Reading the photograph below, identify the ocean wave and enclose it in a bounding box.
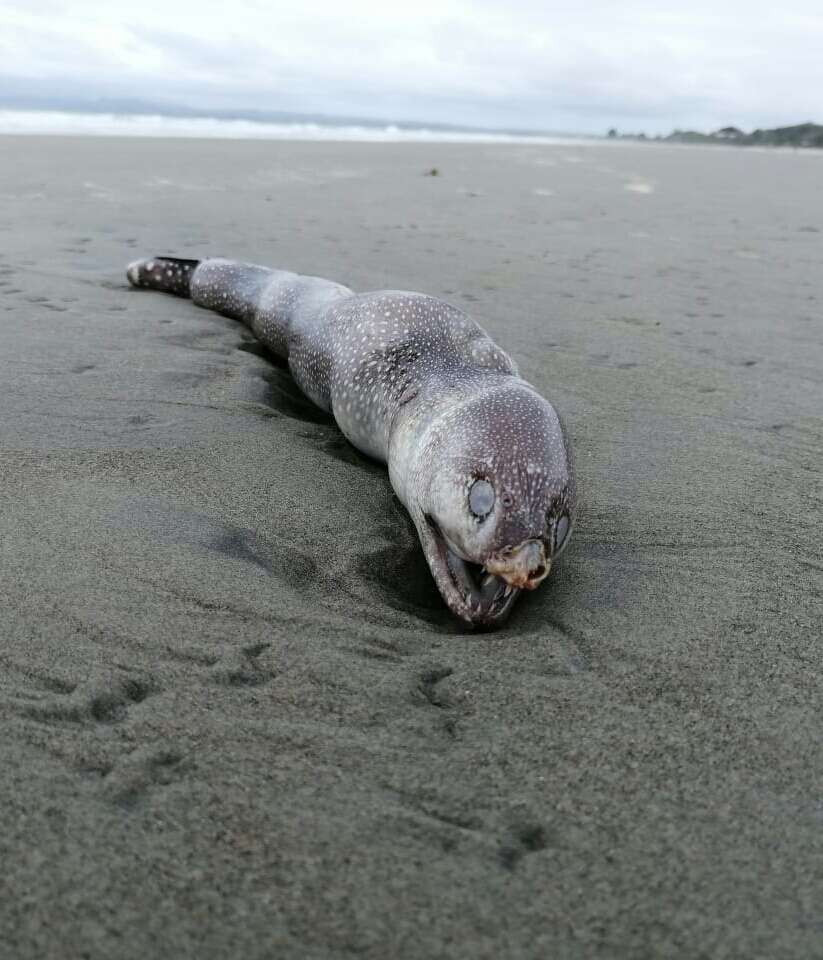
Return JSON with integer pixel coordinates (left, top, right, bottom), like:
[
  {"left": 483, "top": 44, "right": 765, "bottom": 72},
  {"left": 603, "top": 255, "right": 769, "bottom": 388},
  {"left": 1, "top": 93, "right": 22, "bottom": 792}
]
[{"left": 0, "top": 109, "right": 595, "bottom": 145}]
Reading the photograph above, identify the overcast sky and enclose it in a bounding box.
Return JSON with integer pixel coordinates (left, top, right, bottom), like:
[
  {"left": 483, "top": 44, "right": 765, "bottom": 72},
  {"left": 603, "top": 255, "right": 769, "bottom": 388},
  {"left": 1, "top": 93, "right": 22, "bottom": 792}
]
[{"left": 1, "top": 1, "right": 822, "bottom": 133}]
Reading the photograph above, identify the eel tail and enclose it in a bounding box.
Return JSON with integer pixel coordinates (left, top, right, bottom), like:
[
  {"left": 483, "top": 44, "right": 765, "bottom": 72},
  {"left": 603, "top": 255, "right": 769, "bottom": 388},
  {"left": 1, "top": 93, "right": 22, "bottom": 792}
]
[{"left": 126, "top": 256, "right": 200, "bottom": 298}]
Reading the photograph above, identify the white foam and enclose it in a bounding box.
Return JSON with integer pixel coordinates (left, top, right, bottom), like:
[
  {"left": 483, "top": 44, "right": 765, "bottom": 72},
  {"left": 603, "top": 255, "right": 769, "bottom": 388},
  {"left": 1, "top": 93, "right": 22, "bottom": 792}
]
[
  {"left": 0, "top": 109, "right": 599, "bottom": 146},
  {"left": 624, "top": 180, "right": 655, "bottom": 194}
]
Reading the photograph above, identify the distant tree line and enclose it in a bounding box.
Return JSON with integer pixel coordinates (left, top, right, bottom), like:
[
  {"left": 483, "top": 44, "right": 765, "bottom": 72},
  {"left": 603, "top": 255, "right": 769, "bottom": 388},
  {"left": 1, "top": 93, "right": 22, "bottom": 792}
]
[{"left": 607, "top": 123, "right": 823, "bottom": 148}]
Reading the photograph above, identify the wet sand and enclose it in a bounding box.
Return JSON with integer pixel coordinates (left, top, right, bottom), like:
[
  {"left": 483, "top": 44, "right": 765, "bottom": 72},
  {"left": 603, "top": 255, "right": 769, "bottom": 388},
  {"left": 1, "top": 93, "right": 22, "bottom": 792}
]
[{"left": 1, "top": 135, "right": 821, "bottom": 958}]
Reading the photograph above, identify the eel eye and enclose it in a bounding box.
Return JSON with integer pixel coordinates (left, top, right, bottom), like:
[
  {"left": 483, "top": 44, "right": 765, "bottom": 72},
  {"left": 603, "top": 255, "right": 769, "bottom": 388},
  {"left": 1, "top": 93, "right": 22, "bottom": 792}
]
[
  {"left": 468, "top": 478, "right": 495, "bottom": 519},
  {"left": 553, "top": 514, "right": 570, "bottom": 553}
]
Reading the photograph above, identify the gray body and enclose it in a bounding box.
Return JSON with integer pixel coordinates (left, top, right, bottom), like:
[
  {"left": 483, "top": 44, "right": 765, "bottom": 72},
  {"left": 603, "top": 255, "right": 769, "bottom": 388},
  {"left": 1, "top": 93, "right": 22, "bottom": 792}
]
[{"left": 128, "top": 256, "right": 576, "bottom": 626}]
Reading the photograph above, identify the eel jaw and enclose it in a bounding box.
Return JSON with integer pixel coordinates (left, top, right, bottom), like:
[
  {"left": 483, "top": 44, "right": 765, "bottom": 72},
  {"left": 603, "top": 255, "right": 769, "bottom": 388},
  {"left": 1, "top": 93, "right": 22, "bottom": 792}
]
[
  {"left": 485, "top": 539, "right": 550, "bottom": 590},
  {"left": 418, "top": 515, "right": 522, "bottom": 627}
]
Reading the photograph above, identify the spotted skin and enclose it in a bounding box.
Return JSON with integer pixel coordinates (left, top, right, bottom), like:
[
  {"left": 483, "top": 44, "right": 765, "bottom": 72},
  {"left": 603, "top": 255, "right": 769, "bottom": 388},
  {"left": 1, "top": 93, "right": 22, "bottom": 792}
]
[{"left": 127, "top": 256, "right": 576, "bottom": 626}]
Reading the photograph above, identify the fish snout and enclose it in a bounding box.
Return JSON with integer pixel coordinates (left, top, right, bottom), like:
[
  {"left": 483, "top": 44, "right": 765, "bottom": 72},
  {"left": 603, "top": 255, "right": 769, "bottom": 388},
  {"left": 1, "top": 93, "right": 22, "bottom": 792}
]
[{"left": 485, "top": 539, "right": 550, "bottom": 591}]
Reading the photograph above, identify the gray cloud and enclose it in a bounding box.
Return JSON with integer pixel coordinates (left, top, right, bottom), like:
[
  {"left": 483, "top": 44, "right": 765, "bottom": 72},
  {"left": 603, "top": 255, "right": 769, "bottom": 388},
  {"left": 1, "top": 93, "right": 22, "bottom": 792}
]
[{"left": 1, "top": 1, "right": 822, "bottom": 133}]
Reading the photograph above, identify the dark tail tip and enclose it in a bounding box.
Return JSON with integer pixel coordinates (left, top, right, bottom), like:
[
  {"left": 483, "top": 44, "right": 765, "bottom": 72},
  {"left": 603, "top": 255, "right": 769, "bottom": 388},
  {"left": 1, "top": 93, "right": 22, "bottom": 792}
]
[{"left": 126, "top": 256, "right": 200, "bottom": 297}]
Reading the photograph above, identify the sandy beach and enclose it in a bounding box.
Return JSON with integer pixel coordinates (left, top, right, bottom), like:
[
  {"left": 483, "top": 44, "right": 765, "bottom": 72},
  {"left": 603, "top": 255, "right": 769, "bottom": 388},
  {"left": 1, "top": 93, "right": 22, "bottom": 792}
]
[{"left": 1, "top": 134, "right": 821, "bottom": 958}]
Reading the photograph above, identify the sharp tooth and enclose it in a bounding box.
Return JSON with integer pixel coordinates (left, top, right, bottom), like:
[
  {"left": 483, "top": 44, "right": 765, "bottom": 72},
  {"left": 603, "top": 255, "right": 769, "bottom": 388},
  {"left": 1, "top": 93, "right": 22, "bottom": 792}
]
[{"left": 504, "top": 585, "right": 513, "bottom": 597}]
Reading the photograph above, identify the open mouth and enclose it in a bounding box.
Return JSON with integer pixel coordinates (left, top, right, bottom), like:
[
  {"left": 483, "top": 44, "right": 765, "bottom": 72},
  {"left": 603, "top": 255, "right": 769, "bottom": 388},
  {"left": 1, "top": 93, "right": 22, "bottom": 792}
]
[{"left": 424, "top": 516, "right": 520, "bottom": 625}]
